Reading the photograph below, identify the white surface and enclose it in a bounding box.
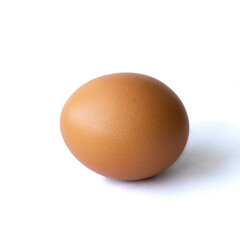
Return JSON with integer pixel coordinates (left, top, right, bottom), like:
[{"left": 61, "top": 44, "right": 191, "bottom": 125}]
[{"left": 0, "top": 1, "right": 240, "bottom": 239}]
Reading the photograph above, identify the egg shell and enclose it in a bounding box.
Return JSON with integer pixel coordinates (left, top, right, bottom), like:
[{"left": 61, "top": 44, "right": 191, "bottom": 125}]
[{"left": 60, "top": 73, "right": 189, "bottom": 180}]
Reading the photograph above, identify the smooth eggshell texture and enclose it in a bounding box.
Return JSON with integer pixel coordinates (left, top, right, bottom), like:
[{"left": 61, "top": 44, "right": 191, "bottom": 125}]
[{"left": 60, "top": 73, "right": 189, "bottom": 180}]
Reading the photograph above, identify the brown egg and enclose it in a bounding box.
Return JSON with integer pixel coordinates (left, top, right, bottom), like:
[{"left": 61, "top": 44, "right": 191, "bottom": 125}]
[{"left": 60, "top": 73, "right": 189, "bottom": 180}]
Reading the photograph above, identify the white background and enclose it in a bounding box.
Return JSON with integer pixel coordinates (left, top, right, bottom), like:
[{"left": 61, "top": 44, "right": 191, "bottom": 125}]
[{"left": 0, "top": 0, "right": 240, "bottom": 239}]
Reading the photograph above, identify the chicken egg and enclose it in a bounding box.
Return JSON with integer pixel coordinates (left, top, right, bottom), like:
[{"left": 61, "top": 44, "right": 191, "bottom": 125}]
[{"left": 60, "top": 73, "right": 189, "bottom": 180}]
